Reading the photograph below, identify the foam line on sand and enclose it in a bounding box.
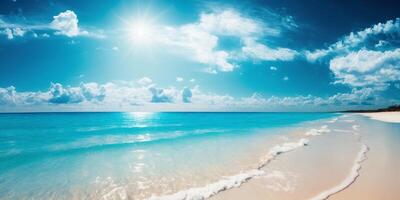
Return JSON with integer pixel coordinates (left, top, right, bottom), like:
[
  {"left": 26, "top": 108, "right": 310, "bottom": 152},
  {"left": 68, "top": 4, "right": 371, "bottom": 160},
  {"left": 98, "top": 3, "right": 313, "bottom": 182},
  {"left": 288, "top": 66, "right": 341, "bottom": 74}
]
[
  {"left": 309, "top": 144, "right": 369, "bottom": 200},
  {"left": 149, "top": 138, "right": 310, "bottom": 200}
]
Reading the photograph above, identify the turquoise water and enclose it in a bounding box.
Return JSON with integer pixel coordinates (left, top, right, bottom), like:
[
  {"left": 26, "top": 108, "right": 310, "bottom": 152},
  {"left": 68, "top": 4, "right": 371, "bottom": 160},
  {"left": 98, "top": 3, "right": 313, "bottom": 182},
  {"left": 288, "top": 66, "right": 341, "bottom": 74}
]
[{"left": 0, "top": 112, "right": 336, "bottom": 199}]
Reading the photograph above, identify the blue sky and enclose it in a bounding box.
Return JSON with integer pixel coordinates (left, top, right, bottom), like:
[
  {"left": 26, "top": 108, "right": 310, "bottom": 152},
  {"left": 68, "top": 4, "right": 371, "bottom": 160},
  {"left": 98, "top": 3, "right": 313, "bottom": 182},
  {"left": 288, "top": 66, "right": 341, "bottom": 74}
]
[{"left": 0, "top": 0, "right": 399, "bottom": 112}]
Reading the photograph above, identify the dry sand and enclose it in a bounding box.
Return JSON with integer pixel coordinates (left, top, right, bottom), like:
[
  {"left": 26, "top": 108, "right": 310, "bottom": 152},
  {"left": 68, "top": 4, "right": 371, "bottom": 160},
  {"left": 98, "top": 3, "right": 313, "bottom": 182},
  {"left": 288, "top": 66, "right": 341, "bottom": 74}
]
[{"left": 359, "top": 111, "right": 400, "bottom": 123}]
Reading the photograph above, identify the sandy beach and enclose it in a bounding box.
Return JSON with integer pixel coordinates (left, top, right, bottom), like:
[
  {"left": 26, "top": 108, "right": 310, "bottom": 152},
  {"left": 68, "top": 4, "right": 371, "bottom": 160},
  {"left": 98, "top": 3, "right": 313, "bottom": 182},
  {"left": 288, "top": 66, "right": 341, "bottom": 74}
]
[
  {"left": 1, "top": 112, "right": 399, "bottom": 200},
  {"left": 209, "top": 112, "right": 400, "bottom": 200},
  {"left": 331, "top": 112, "right": 400, "bottom": 200},
  {"left": 359, "top": 111, "right": 400, "bottom": 123}
]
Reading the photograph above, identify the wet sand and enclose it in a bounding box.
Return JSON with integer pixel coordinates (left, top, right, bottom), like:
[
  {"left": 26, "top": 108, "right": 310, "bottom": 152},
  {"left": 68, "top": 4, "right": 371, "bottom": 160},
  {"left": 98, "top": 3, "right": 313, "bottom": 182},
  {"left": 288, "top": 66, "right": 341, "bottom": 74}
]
[
  {"left": 331, "top": 114, "right": 400, "bottom": 200},
  {"left": 211, "top": 114, "right": 400, "bottom": 200}
]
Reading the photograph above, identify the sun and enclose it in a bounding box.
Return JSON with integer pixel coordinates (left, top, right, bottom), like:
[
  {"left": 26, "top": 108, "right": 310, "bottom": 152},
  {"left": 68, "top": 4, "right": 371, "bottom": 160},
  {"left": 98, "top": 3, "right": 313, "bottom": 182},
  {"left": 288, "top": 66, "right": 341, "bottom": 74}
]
[{"left": 129, "top": 20, "right": 155, "bottom": 44}]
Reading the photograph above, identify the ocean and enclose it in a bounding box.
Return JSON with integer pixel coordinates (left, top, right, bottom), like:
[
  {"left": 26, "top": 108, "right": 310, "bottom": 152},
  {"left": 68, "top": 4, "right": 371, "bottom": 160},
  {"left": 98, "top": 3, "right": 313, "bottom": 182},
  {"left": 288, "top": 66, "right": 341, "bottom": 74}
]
[{"left": 0, "top": 112, "right": 337, "bottom": 199}]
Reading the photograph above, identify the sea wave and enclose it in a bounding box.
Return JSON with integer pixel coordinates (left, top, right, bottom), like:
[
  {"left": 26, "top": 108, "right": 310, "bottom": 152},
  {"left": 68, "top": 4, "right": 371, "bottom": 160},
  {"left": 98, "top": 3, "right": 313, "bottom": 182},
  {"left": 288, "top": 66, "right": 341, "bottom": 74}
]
[
  {"left": 327, "top": 117, "right": 338, "bottom": 123},
  {"left": 148, "top": 118, "right": 359, "bottom": 200},
  {"left": 0, "top": 128, "right": 229, "bottom": 159},
  {"left": 148, "top": 170, "right": 264, "bottom": 200},
  {"left": 352, "top": 125, "right": 360, "bottom": 131},
  {"left": 76, "top": 123, "right": 183, "bottom": 132},
  {"left": 149, "top": 137, "right": 310, "bottom": 200},
  {"left": 305, "top": 125, "right": 331, "bottom": 136}
]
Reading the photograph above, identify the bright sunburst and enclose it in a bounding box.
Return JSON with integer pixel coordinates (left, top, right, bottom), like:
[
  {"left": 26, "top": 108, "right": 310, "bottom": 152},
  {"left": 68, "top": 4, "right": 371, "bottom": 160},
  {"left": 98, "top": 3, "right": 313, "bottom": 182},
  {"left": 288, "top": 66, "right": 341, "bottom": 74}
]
[{"left": 129, "top": 20, "right": 155, "bottom": 44}]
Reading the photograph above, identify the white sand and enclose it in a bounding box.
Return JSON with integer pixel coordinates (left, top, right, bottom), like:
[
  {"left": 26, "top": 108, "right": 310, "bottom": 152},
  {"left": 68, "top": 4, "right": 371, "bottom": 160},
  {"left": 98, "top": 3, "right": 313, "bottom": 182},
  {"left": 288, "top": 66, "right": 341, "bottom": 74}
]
[
  {"left": 359, "top": 111, "right": 400, "bottom": 123},
  {"left": 211, "top": 114, "right": 400, "bottom": 200}
]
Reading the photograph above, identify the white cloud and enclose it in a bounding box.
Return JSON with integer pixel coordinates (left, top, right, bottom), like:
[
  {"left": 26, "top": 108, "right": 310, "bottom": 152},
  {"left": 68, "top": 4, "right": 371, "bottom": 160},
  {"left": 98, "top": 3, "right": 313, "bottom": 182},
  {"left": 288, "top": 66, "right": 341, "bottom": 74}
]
[
  {"left": 13, "top": 27, "right": 25, "bottom": 37},
  {"left": 198, "top": 9, "right": 264, "bottom": 37},
  {"left": 160, "top": 22, "right": 235, "bottom": 72},
  {"left": 304, "top": 49, "right": 329, "bottom": 62},
  {"left": 4, "top": 28, "right": 13, "bottom": 39},
  {"left": 303, "top": 17, "right": 400, "bottom": 94},
  {"left": 375, "top": 40, "right": 388, "bottom": 48},
  {"left": 330, "top": 49, "right": 400, "bottom": 87},
  {"left": 0, "top": 10, "right": 104, "bottom": 39},
  {"left": 182, "top": 87, "right": 192, "bottom": 103},
  {"left": 137, "top": 77, "right": 153, "bottom": 86},
  {"left": 0, "top": 86, "right": 17, "bottom": 105},
  {"left": 242, "top": 38, "right": 298, "bottom": 61},
  {"left": 0, "top": 27, "right": 26, "bottom": 40},
  {"left": 0, "top": 81, "right": 398, "bottom": 112},
  {"left": 51, "top": 10, "right": 82, "bottom": 37},
  {"left": 176, "top": 77, "right": 183, "bottom": 82},
  {"left": 47, "top": 82, "right": 106, "bottom": 104},
  {"left": 149, "top": 87, "right": 178, "bottom": 103},
  {"left": 158, "top": 9, "right": 297, "bottom": 72},
  {"left": 305, "top": 18, "right": 400, "bottom": 61},
  {"left": 270, "top": 66, "right": 277, "bottom": 71}
]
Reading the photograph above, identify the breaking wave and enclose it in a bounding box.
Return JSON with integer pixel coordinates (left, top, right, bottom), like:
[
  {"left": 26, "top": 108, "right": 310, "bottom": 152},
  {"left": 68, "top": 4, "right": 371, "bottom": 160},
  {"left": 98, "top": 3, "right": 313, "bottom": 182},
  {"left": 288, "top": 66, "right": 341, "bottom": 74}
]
[{"left": 149, "top": 138, "right": 310, "bottom": 200}]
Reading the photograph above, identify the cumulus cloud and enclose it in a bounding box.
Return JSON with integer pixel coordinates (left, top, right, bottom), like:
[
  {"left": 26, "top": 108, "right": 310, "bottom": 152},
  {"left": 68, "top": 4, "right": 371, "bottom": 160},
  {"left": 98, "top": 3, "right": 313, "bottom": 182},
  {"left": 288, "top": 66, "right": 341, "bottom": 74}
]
[
  {"left": 149, "top": 87, "right": 176, "bottom": 103},
  {"left": 160, "top": 21, "right": 235, "bottom": 72},
  {"left": 0, "top": 27, "right": 26, "bottom": 40},
  {"left": 0, "top": 10, "right": 104, "bottom": 40},
  {"left": 198, "top": 9, "right": 264, "bottom": 37},
  {"left": 0, "top": 86, "right": 17, "bottom": 105},
  {"left": 305, "top": 18, "right": 400, "bottom": 62},
  {"left": 137, "top": 77, "right": 153, "bottom": 86},
  {"left": 80, "top": 82, "right": 106, "bottom": 101},
  {"left": 48, "top": 83, "right": 83, "bottom": 103},
  {"left": 330, "top": 49, "right": 400, "bottom": 87},
  {"left": 48, "top": 82, "right": 106, "bottom": 104},
  {"left": 51, "top": 10, "right": 84, "bottom": 37},
  {"left": 176, "top": 77, "right": 183, "bottom": 82},
  {"left": 158, "top": 9, "right": 297, "bottom": 72},
  {"left": 302, "top": 17, "right": 400, "bottom": 94},
  {"left": 182, "top": 87, "right": 192, "bottom": 103},
  {"left": 0, "top": 81, "right": 398, "bottom": 112},
  {"left": 242, "top": 38, "right": 298, "bottom": 61}
]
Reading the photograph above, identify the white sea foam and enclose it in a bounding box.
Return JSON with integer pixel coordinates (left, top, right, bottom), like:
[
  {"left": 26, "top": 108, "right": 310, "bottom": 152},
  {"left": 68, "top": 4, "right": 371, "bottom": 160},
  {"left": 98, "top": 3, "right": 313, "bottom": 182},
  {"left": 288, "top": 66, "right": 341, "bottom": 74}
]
[
  {"left": 262, "top": 170, "right": 298, "bottom": 192},
  {"left": 267, "top": 138, "right": 309, "bottom": 157},
  {"left": 149, "top": 170, "right": 264, "bottom": 200},
  {"left": 352, "top": 125, "right": 360, "bottom": 131},
  {"left": 305, "top": 125, "right": 331, "bottom": 136},
  {"left": 333, "top": 129, "right": 354, "bottom": 133},
  {"left": 309, "top": 144, "right": 369, "bottom": 200},
  {"left": 342, "top": 119, "right": 355, "bottom": 123},
  {"left": 149, "top": 138, "right": 310, "bottom": 200},
  {"left": 102, "top": 186, "right": 128, "bottom": 200},
  {"left": 327, "top": 117, "right": 338, "bottom": 123}
]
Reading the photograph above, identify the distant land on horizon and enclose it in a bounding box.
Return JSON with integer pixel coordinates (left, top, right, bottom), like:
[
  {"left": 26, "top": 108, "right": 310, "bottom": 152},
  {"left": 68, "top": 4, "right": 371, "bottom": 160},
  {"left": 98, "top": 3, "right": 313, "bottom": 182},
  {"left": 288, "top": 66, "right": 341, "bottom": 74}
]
[{"left": 343, "top": 105, "right": 400, "bottom": 113}]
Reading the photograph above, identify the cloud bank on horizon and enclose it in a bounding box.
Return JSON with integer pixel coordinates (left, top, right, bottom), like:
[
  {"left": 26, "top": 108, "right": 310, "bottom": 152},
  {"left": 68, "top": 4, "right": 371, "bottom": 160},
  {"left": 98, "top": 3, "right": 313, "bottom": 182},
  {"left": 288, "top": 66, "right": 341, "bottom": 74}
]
[{"left": 0, "top": 0, "right": 399, "bottom": 112}]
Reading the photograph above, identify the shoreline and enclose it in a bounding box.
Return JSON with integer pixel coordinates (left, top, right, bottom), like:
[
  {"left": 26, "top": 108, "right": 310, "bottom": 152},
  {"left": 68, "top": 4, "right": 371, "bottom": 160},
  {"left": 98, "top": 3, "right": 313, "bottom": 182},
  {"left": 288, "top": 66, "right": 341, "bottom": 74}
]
[
  {"left": 148, "top": 118, "right": 339, "bottom": 200},
  {"left": 151, "top": 116, "right": 357, "bottom": 200},
  {"left": 210, "top": 113, "right": 400, "bottom": 200},
  {"left": 1, "top": 113, "right": 398, "bottom": 199}
]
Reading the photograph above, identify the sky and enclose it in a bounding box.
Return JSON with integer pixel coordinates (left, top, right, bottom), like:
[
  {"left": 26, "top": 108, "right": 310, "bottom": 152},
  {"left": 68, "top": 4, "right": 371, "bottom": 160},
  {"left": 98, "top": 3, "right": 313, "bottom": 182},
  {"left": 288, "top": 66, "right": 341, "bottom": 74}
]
[{"left": 0, "top": 0, "right": 399, "bottom": 112}]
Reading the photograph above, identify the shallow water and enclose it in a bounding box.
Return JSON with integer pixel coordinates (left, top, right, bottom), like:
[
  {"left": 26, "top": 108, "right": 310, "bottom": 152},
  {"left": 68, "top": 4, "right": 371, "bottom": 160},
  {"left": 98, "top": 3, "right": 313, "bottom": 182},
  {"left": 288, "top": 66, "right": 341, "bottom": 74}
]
[{"left": 0, "top": 112, "right": 336, "bottom": 199}]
